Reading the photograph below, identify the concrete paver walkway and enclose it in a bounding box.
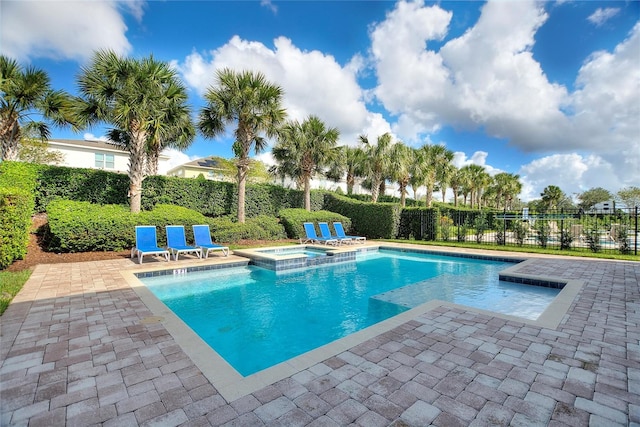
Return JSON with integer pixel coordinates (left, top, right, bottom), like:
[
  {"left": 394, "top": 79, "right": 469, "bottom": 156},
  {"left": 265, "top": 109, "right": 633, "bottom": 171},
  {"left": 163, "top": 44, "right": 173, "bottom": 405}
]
[{"left": 1, "top": 248, "right": 639, "bottom": 426}]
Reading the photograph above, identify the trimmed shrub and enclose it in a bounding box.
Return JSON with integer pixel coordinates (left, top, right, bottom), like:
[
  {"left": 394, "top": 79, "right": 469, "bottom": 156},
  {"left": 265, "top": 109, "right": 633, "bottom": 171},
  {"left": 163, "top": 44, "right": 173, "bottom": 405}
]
[
  {"left": 323, "top": 193, "right": 401, "bottom": 239},
  {"left": 279, "top": 208, "right": 351, "bottom": 240},
  {"left": 45, "top": 201, "right": 209, "bottom": 252},
  {"left": 45, "top": 200, "right": 288, "bottom": 251},
  {"left": 0, "top": 189, "right": 34, "bottom": 269},
  {"left": 46, "top": 201, "right": 136, "bottom": 252},
  {"left": 209, "top": 215, "right": 287, "bottom": 243},
  {"left": 142, "top": 175, "right": 233, "bottom": 216},
  {"left": 0, "top": 161, "right": 40, "bottom": 191},
  {"left": 0, "top": 162, "right": 38, "bottom": 269},
  {"left": 35, "top": 165, "right": 129, "bottom": 211}
]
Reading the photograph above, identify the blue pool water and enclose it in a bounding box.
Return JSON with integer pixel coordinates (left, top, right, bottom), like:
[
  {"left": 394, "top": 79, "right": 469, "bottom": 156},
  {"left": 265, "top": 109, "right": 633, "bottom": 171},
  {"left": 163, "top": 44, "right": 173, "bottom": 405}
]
[{"left": 140, "top": 249, "right": 560, "bottom": 376}]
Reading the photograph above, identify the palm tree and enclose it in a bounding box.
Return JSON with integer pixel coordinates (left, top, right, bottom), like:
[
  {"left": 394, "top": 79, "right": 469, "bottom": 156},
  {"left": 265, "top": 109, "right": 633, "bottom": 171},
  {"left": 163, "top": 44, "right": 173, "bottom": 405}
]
[
  {"left": 540, "top": 185, "right": 565, "bottom": 211},
  {"left": 198, "top": 68, "right": 285, "bottom": 223},
  {"left": 437, "top": 162, "right": 456, "bottom": 203},
  {"left": 416, "top": 144, "right": 454, "bottom": 207},
  {"left": 273, "top": 116, "right": 339, "bottom": 210},
  {"left": 460, "top": 164, "right": 489, "bottom": 208},
  {"left": 107, "top": 106, "right": 195, "bottom": 177},
  {"left": 359, "top": 133, "right": 393, "bottom": 203},
  {"left": 492, "top": 172, "right": 522, "bottom": 210},
  {"left": 448, "top": 166, "right": 464, "bottom": 207},
  {"left": 74, "top": 50, "right": 194, "bottom": 213},
  {"left": 388, "top": 142, "right": 413, "bottom": 207},
  {"left": 339, "top": 146, "right": 367, "bottom": 195},
  {"left": 1, "top": 55, "right": 72, "bottom": 161}
]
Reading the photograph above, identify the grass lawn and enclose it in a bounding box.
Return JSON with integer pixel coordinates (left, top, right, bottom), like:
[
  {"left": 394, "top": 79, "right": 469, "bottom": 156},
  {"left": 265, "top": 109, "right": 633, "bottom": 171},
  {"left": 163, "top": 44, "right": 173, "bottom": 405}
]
[
  {"left": 0, "top": 270, "right": 32, "bottom": 316},
  {"left": 387, "top": 239, "right": 639, "bottom": 261}
]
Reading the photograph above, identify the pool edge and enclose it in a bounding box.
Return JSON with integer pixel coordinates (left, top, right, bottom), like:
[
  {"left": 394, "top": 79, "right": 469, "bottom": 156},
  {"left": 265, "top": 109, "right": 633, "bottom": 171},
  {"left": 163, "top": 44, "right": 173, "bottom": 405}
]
[{"left": 121, "top": 245, "right": 584, "bottom": 403}]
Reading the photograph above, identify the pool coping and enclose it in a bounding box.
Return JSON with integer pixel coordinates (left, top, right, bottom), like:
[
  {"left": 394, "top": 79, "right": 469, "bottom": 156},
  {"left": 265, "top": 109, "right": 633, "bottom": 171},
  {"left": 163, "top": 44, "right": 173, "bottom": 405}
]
[{"left": 122, "top": 243, "right": 584, "bottom": 402}]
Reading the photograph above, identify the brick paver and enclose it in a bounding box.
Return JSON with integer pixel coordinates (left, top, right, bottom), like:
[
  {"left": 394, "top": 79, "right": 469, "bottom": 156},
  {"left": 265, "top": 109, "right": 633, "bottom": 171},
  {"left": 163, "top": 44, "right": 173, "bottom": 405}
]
[{"left": 1, "top": 250, "right": 638, "bottom": 426}]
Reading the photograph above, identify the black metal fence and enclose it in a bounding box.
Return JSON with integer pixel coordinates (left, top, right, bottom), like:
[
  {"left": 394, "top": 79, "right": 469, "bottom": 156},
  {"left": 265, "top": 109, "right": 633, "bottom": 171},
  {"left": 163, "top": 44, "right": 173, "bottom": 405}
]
[{"left": 400, "top": 207, "right": 639, "bottom": 256}]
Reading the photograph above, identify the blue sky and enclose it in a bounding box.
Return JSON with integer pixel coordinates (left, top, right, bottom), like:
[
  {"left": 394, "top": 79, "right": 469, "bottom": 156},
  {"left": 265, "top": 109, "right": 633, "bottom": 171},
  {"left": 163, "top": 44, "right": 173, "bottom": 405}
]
[{"left": 2, "top": 0, "right": 639, "bottom": 201}]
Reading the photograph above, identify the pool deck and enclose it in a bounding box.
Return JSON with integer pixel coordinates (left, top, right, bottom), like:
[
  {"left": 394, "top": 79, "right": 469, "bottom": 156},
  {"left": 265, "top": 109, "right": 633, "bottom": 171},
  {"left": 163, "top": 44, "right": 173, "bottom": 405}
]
[{"left": 1, "top": 243, "right": 639, "bottom": 426}]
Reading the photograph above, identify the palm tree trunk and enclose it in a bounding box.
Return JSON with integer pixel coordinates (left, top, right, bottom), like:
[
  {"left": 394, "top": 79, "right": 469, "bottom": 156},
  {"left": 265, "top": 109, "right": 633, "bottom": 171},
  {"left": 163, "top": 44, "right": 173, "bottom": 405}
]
[
  {"left": 371, "top": 175, "right": 380, "bottom": 203},
  {"left": 128, "top": 130, "right": 147, "bottom": 214},
  {"left": 346, "top": 173, "right": 354, "bottom": 195},
  {"left": 0, "top": 120, "right": 20, "bottom": 161},
  {"left": 399, "top": 183, "right": 406, "bottom": 207},
  {"left": 237, "top": 159, "right": 249, "bottom": 223},
  {"left": 146, "top": 150, "right": 159, "bottom": 176},
  {"left": 304, "top": 174, "right": 311, "bottom": 211},
  {"left": 425, "top": 183, "right": 434, "bottom": 207}
]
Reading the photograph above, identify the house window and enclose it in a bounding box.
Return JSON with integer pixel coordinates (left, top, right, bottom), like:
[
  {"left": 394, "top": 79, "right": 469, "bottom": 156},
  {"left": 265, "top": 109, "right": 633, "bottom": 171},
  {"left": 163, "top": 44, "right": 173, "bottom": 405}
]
[{"left": 95, "top": 153, "right": 115, "bottom": 169}]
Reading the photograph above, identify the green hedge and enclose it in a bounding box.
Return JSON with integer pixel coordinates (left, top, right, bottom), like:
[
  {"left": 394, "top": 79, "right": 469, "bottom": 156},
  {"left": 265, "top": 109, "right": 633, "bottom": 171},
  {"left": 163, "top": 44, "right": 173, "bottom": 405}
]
[
  {"left": 209, "top": 215, "right": 287, "bottom": 243},
  {"left": 25, "top": 164, "right": 314, "bottom": 217},
  {"left": 346, "top": 193, "right": 421, "bottom": 207},
  {"left": 45, "top": 200, "right": 287, "bottom": 252},
  {"left": 0, "top": 189, "right": 34, "bottom": 269},
  {"left": 323, "top": 193, "right": 401, "bottom": 239},
  {"left": 0, "top": 162, "right": 38, "bottom": 269},
  {"left": 35, "top": 165, "right": 130, "bottom": 212},
  {"left": 143, "top": 177, "right": 312, "bottom": 218},
  {"left": 46, "top": 202, "right": 208, "bottom": 252},
  {"left": 279, "top": 208, "right": 351, "bottom": 239},
  {"left": 142, "top": 176, "right": 233, "bottom": 216}
]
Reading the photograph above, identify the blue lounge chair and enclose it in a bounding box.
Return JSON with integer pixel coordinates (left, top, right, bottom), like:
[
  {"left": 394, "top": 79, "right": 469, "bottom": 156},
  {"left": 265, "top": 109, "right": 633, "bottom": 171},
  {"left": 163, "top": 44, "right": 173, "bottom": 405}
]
[
  {"left": 193, "top": 224, "right": 229, "bottom": 258},
  {"left": 302, "top": 222, "right": 338, "bottom": 245},
  {"left": 131, "top": 226, "right": 170, "bottom": 264},
  {"left": 166, "top": 225, "right": 202, "bottom": 261},
  {"left": 319, "top": 222, "right": 351, "bottom": 245},
  {"left": 333, "top": 222, "right": 366, "bottom": 244}
]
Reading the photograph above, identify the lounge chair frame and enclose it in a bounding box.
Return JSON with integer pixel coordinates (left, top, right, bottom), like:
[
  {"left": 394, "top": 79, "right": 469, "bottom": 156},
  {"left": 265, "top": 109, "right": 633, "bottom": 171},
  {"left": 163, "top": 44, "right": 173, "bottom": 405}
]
[
  {"left": 131, "top": 225, "right": 170, "bottom": 264},
  {"left": 333, "top": 222, "right": 366, "bottom": 243},
  {"left": 193, "top": 224, "right": 229, "bottom": 258},
  {"left": 302, "top": 222, "right": 338, "bottom": 245},
  {"left": 319, "top": 222, "right": 351, "bottom": 245},
  {"left": 166, "top": 225, "right": 202, "bottom": 261}
]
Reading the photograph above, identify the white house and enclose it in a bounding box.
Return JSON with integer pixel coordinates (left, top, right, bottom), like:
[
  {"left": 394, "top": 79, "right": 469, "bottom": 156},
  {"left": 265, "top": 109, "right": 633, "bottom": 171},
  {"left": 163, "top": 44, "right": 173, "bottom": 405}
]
[
  {"left": 44, "top": 139, "right": 170, "bottom": 173},
  {"left": 166, "top": 156, "right": 230, "bottom": 181}
]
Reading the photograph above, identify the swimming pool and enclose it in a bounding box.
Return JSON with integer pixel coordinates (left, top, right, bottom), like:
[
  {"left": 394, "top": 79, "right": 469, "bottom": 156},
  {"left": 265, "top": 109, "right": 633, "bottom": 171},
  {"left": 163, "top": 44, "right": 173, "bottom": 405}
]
[{"left": 139, "top": 248, "right": 560, "bottom": 376}]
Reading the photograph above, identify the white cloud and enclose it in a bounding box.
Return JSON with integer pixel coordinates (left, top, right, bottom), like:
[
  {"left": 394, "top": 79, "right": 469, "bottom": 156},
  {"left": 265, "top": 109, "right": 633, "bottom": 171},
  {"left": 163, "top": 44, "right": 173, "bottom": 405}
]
[
  {"left": 160, "top": 148, "right": 198, "bottom": 175},
  {"left": 260, "top": 0, "right": 278, "bottom": 15},
  {"left": 452, "top": 151, "right": 502, "bottom": 176},
  {"left": 518, "top": 153, "right": 621, "bottom": 201},
  {"left": 370, "top": 0, "right": 571, "bottom": 147},
  {"left": 83, "top": 133, "right": 110, "bottom": 142},
  {"left": 1, "top": 0, "right": 135, "bottom": 61},
  {"left": 370, "top": 1, "right": 452, "bottom": 140},
  {"left": 587, "top": 7, "right": 620, "bottom": 27},
  {"left": 369, "top": 0, "right": 639, "bottom": 199},
  {"left": 174, "top": 35, "right": 392, "bottom": 148},
  {"left": 568, "top": 22, "right": 640, "bottom": 188}
]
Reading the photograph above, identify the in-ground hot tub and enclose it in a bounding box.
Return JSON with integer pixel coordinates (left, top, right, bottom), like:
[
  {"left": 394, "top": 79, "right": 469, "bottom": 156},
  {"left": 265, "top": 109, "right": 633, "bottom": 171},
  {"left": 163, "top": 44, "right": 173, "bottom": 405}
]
[{"left": 233, "top": 244, "right": 363, "bottom": 271}]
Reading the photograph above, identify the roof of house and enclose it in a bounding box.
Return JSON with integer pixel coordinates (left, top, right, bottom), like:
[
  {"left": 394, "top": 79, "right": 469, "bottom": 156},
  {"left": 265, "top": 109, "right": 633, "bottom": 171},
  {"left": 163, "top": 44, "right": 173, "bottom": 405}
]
[
  {"left": 48, "top": 139, "right": 169, "bottom": 159},
  {"left": 167, "top": 156, "right": 227, "bottom": 174},
  {"left": 48, "top": 138, "right": 127, "bottom": 152}
]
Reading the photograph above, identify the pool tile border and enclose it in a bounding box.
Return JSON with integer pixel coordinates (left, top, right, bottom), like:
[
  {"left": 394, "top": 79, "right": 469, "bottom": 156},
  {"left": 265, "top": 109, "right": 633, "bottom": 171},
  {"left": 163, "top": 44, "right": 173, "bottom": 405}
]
[{"left": 134, "top": 260, "right": 250, "bottom": 278}]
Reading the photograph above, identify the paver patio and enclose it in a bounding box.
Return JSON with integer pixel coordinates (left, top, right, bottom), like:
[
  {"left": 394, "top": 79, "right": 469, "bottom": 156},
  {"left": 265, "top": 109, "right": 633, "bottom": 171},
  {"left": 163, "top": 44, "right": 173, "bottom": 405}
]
[{"left": 1, "top": 246, "right": 638, "bottom": 426}]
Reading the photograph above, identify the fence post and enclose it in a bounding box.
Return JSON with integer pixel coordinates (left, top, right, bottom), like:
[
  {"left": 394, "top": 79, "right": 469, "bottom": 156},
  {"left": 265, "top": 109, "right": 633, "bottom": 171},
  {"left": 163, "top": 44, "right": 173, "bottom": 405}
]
[
  {"left": 502, "top": 208, "right": 507, "bottom": 246},
  {"left": 635, "top": 206, "right": 638, "bottom": 256}
]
